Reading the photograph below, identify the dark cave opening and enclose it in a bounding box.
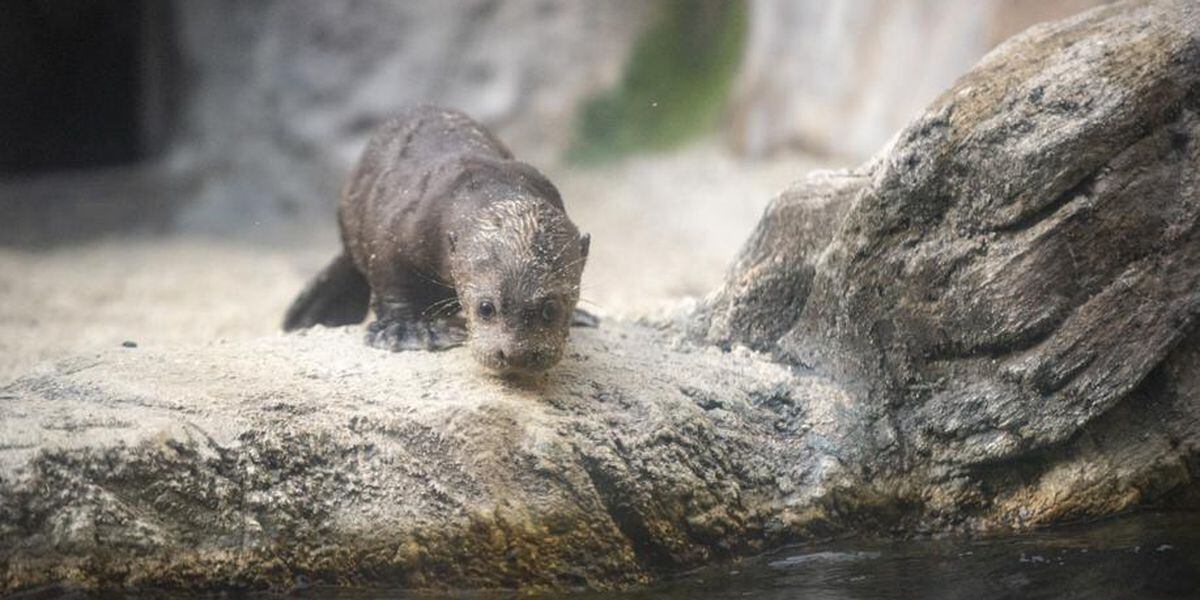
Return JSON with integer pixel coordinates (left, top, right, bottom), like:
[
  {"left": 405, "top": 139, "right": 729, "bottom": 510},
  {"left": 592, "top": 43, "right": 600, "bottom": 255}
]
[{"left": 0, "top": 0, "right": 174, "bottom": 175}]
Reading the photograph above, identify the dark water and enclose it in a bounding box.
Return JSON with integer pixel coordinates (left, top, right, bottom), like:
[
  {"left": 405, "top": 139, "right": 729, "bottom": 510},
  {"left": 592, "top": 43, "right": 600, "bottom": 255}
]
[
  {"left": 579, "top": 511, "right": 1200, "bottom": 600},
  {"left": 297, "top": 511, "right": 1200, "bottom": 600}
]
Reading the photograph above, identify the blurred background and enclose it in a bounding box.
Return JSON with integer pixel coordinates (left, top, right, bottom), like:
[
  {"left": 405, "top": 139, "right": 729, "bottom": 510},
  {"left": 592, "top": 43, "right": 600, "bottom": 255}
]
[{"left": 0, "top": 0, "right": 1111, "bottom": 381}]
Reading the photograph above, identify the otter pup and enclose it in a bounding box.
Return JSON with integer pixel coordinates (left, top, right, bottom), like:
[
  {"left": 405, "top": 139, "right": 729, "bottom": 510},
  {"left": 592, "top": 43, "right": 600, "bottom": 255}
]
[{"left": 283, "top": 106, "right": 592, "bottom": 375}]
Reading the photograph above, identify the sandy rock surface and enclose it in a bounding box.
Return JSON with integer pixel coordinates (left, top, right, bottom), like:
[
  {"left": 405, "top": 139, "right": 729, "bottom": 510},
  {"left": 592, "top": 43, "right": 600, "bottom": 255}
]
[
  {"left": 3, "top": 0, "right": 1199, "bottom": 594},
  {"left": 0, "top": 144, "right": 812, "bottom": 385},
  {"left": 1, "top": 326, "right": 860, "bottom": 591}
]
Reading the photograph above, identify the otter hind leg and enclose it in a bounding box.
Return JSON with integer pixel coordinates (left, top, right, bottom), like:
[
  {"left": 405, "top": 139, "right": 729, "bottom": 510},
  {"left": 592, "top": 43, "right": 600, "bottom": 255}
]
[
  {"left": 283, "top": 253, "right": 370, "bottom": 331},
  {"left": 365, "top": 298, "right": 467, "bottom": 352}
]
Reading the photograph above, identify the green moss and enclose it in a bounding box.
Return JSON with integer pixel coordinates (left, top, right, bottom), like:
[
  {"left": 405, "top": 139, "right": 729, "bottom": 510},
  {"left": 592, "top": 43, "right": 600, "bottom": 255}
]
[{"left": 568, "top": 0, "right": 747, "bottom": 163}]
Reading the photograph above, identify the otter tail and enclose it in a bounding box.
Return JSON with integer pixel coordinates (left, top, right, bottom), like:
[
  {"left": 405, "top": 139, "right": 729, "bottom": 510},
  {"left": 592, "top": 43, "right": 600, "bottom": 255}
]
[{"left": 282, "top": 252, "right": 371, "bottom": 331}]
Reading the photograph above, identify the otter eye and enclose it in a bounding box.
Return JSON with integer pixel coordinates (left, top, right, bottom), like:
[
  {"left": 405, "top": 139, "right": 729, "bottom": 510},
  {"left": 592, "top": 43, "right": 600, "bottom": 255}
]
[
  {"left": 477, "top": 300, "right": 496, "bottom": 320},
  {"left": 540, "top": 299, "right": 560, "bottom": 323}
]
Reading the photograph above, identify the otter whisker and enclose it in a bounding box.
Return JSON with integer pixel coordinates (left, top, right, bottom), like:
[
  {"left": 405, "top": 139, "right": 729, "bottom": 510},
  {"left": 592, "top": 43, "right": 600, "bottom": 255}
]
[
  {"left": 544, "top": 256, "right": 588, "bottom": 281},
  {"left": 421, "top": 296, "right": 461, "bottom": 318},
  {"left": 434, "top": 301, "right": 463, "bottom": 318},
  {"left": 548, "top": 237, "right": 577, "bottom": 266},
  {"left": 424, "top": 296, "right": 456, "bottom": 312},
  {"left": 412, "top": 268, "right": 455, "bottom": 290}
]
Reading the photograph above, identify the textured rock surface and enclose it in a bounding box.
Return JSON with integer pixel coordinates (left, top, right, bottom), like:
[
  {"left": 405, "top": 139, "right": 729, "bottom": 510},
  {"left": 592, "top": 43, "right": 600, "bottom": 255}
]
[
  {"left": 1, "top": 326, "right": 863, "bottom": 592},
  {"left": 3, "top": 0, "right": 1199, "bottom": 594},
  {"left": 702, "top": 0, "right": 1200, "bottom": 523}
]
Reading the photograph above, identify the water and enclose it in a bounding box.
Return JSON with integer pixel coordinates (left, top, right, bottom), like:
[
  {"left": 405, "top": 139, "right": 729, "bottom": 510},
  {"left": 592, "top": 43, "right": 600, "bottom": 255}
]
[
  {"left": 296, "top": 511, "right": 1200, "bottom": 600},
  {"left": 583, "top": 511, "right": 1200, "bottom": 600}
]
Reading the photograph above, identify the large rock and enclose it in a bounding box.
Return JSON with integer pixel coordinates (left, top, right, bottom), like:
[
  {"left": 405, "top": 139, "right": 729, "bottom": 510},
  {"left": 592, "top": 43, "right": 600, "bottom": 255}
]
[
  {"left": 3, "top": 0, "right": 1199, "bottom": 593},
  {"left": 1, "top": 327, "right": 862, "bottom": 592},
  {"left": 701, "top": 0, "right": 1199, "bottom": 520}
]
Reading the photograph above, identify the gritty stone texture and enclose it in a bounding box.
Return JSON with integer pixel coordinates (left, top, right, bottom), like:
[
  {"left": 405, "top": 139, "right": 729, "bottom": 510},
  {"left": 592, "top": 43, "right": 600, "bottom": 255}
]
[
  {"left": 1, "top": 326, "right": 860, "bottom": 593},
  {"left": 701, "top": 0, "right": 1200, "bottom": 526},
  {"left": 2, "top": 0, "right": 1199, "bottom": 594}
]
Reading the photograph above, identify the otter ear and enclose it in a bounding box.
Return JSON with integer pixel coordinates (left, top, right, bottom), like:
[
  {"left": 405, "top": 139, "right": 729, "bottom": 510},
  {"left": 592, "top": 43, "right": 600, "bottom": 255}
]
[
  {"left": 448, "top": 231, "right": 458, "bottom": 254},
  {"left": 580, "top": 233, "right": 590, "bottom": 259}
]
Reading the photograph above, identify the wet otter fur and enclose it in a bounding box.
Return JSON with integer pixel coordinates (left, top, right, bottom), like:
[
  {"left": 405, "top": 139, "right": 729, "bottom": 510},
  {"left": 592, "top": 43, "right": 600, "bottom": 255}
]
[{"left": 283, "top": 106, "right": 592, "bottom": 375}]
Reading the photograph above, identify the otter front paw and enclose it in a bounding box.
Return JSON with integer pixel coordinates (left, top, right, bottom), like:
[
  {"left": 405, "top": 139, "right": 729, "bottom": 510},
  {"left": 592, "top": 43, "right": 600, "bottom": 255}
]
[{"left": 365, "top": 319, "right": 466, "bottom": 351}]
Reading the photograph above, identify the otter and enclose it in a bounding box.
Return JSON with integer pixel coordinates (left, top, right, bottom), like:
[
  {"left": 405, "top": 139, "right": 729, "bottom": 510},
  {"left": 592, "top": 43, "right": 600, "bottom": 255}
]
[{"left": 283, "top": 106, "right": 593, "bottom": 375}]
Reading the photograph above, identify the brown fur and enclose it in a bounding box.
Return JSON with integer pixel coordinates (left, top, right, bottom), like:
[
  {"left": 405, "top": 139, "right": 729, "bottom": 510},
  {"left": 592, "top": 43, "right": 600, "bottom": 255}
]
[{"left": 283, "top": 106, "right": 591, "bottom": 374}]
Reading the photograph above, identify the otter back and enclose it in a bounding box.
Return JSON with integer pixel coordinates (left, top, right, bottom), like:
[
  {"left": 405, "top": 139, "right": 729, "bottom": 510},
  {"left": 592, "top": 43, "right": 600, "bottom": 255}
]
[{"left": 282, "top": 106, "right": 591, "bottom": 374}]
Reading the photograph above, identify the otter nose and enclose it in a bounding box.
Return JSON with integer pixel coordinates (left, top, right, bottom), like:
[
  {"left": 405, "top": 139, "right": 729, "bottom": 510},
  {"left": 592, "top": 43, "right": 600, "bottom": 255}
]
[
  {"left": 506, "top": 348, "right": 545, "bottom": 369},
  {"left": 483, "top": 344, "right": 553, "bottom": 373}
]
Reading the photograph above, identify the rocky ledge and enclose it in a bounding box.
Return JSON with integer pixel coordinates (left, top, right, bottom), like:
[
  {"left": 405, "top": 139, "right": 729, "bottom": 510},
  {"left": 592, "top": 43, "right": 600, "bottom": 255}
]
[{"left": 3, "top": 0, "right": 1199, "bottom": 594}]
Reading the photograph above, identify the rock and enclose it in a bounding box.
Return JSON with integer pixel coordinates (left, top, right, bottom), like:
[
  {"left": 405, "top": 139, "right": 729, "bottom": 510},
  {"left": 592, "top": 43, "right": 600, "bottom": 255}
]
[
  {"left": 3, "top": 0, "right": 1199, "bottom": 594},
  {"left": 701, "top": 0, "right": 1199, "bottom": 521},
  {"left": 0, "top": 326, "right": 861, "bottom": 592}
]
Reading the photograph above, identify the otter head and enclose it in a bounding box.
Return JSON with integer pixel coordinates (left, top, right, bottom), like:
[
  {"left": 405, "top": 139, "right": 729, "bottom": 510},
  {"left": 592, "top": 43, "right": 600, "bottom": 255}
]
[{"left": 449, "top": 198, "right": 589, "bottom": 376}]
